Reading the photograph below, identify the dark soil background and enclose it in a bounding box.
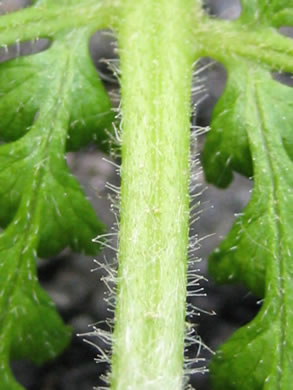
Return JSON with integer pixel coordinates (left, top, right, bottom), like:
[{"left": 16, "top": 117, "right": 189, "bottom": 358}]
[{"left": 2, "top": 0, "right": 290, "bottom": 389}]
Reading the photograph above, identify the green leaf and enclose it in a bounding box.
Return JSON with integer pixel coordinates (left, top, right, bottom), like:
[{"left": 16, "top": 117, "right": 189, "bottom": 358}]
[
  {"left": 0, "top": 31, "right": 112, "bottom": 151},
  {"left": 0, "top": 31, "right": 112, "bottom": 256},
  {"left": 203, "top": 46, "right": 293, "bottom": 390},
  {"left": 240, "top": 1, "right": 293, "bottom": 23},
  {"left": 0, "top": 3, "right": 113, "bottom": 388},
  {"left": 0, "top": 210, "right": 71, "bottom": 390},
  {"left": 202, "top": 61, "right": 253, "bottom": 189}
]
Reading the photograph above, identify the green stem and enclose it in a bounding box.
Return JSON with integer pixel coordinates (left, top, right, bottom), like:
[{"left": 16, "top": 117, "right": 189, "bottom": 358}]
[
  {"left": 197, "top": 21, "right": 293, "bottom": 73},
  {"left": 111, "top": 1, "right": 200, "bottom": 389},
  {"left": 0, "top": 0, "right": 119, "bottom": 45},
  {"left": 2, "top": 2, "right": 293, "bottom": 75}
]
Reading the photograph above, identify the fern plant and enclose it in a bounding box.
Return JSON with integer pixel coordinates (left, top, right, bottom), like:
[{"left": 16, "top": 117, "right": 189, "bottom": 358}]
[{"left": 1, "top": 0, "right": 293, "bottom": 389}]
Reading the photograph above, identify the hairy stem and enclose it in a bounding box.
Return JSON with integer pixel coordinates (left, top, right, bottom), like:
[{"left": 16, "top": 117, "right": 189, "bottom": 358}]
[
  {"left": 0, "top": 0, "right": 119, "bottom": 45},
  {"left": 111, "top": 1, "right": 200, "bottom": 389}
]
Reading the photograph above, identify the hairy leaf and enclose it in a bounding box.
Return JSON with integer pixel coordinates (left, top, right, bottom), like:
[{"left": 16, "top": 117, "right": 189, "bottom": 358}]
[
  {"left": 0, "top": 220, "right": 71, "bottom": 389},
  {"left": 240, "top": 0, "right": 293, "bottom": 23},
  {"left": 0, "top": 2, "right": 113, "bottom": 388},
  {"left": 0, "top": 32, "right": 112, "bottom": 256},
  {"left": 203, "top": 10, "right": 293, "bottom": 390}
]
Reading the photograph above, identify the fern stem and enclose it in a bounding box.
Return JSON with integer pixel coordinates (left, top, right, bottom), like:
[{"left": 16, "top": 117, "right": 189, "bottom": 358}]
[{"left": 111, "top": 1, "right": 200, "bottom": 389}]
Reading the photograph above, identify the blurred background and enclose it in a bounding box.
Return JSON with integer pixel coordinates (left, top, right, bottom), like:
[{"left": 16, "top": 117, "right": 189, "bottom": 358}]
[{"left": 1, "top": 0, "right": 290, "bottom": 389}]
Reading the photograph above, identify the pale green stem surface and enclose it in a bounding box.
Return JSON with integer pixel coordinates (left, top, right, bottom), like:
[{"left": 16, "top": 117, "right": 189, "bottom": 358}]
[{"left": 111, "top": 1, "right": 201, "bottom": 389}]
